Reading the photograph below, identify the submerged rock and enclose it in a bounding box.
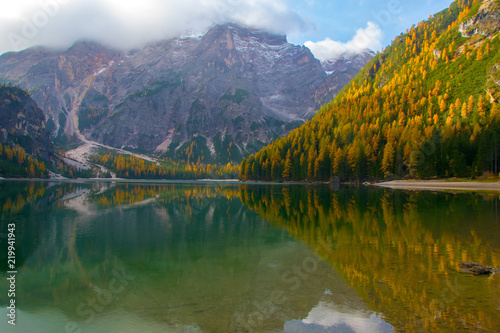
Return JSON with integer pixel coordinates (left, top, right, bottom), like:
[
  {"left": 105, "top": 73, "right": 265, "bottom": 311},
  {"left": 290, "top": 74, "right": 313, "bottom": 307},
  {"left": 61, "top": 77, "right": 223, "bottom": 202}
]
[{"left": 458, "top": 261, "right": 497, "bottom": 275}]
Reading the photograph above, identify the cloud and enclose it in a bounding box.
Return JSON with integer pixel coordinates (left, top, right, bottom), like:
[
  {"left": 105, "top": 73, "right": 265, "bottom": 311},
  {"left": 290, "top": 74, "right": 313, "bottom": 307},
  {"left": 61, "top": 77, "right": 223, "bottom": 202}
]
[
  {"left": 0, "top": 0, "right": 311, "bottom": 55},
  {"left": 304, "top": 22, "right": 382, "bottom": 62}
]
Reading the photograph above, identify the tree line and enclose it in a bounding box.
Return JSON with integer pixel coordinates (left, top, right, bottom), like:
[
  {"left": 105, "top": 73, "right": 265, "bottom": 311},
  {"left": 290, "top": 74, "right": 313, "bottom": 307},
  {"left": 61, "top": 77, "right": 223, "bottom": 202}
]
[
  {"left": 91, "top": 152, "right": 240, "bottom": 179},
  {"left": 0, "top": 143, "right": 47, "bottom": 178}
]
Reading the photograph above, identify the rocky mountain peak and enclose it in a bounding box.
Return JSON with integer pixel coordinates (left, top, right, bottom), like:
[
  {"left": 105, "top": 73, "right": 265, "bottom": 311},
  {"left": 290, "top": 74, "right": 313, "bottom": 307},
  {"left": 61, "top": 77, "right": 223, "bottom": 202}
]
[
  {"left": 0, "top": 23, "right": 372, "bottom": 163},
  {"left": 195, "top": 23, "right": 289, "bottom": 57},
  {"left": 225, "top": 24, "right": 288, "bottom": 45},
  {"left": 321, "top": 50, "right": 376, "bottom": 74},
  {"left": 67, "top": 40, "right": 108, "bottom": 52}
]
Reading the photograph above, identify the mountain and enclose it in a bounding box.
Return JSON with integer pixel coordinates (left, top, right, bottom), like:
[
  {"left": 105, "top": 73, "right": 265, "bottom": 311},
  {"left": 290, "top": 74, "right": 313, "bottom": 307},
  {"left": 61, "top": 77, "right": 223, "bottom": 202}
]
[
  {"left": 0, "top": 85, "right": 54, "bottom": 158},
  {"left": 240, "top": 0, "right": 500, "bottom": 181},
  {"left": 320, "top": 50, "right": 375, "bottom": 74},
  {"left": 0, "top": 85, "right": 54, "bottom": 177},
  {"left": 0, "top": 24, "right": 371, "bottom": 163}
]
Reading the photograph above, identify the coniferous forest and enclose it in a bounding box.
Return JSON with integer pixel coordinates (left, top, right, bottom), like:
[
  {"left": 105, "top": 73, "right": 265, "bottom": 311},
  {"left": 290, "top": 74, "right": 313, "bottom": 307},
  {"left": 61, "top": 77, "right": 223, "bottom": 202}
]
[{"left": 240, "top": 0, "right": 500, "bottom": 181}]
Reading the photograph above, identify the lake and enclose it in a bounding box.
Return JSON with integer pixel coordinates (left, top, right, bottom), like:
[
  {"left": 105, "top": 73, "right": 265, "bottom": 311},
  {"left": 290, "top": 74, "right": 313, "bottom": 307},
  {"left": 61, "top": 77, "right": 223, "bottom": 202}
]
[{"left": 0, "top": 181, "right": 499, "bottom": 332}]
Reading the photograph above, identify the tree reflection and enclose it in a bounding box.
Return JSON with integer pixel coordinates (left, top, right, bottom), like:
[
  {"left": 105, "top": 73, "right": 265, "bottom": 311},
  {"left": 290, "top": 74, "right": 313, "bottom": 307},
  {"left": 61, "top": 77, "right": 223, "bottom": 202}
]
[{"left": 239, "top": 185, "right": 500, "bottom": 332}]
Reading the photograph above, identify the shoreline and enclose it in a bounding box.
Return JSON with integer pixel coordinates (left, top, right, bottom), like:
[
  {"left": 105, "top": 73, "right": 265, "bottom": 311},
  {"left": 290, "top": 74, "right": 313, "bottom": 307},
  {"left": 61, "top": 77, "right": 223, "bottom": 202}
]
[
  {"left": 0, "top": 178, "right": 288, "bottom": 186},
  {"left": 4, "top": 177, "right": 500, "bottom": 192},
  {"left": 372, "top": 180, "right": 500, "bottom": 192},
  {"left": 0, "top": 177, "right": 243, "bottom": 184}
]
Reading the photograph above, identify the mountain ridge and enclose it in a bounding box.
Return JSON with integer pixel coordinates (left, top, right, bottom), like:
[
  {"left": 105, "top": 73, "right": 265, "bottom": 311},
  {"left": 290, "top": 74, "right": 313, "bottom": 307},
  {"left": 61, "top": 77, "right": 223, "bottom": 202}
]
[{"left": 0, "top": 23, "right": 372, "bottom": 164}]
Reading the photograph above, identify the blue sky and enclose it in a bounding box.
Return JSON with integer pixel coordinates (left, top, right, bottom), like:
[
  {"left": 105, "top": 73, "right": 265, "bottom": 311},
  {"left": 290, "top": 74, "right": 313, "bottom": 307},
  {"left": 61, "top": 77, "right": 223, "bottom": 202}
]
[
  {"left": 289, "top": 0, "right": 452, "bottom": 60},
  {"left": 288, "top": 0, "right": 452, "bottom": 46},
  {"left": 0, "top": 0, "right": 453, "bottom": 59}
]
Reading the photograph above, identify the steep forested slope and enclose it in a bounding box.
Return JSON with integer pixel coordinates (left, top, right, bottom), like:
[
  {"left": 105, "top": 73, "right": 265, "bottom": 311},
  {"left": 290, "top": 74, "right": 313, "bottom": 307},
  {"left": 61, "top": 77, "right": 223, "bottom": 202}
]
[{"left": 241, "top": 0, "right": 500, "bottom": 181}]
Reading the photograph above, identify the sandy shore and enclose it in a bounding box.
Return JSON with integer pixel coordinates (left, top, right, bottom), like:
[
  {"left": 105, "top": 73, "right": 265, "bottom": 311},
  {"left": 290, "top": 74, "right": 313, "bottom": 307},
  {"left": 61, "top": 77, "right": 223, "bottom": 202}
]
[{"left": 373, "top": 180, "right": 500, "bottom": 192}]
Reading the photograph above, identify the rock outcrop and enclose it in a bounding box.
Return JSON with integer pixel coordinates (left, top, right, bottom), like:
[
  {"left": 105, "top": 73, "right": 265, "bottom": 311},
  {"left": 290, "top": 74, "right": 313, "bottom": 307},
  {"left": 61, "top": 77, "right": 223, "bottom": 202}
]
[
  {"left": 458, "top": 261, "right": 499, "bottom": 275},
  {"left": 0, "top": 85, "right": 54, "bottom": 161},
  {"left": 459, "top": 0, "right": 500, "bottom": 37}
]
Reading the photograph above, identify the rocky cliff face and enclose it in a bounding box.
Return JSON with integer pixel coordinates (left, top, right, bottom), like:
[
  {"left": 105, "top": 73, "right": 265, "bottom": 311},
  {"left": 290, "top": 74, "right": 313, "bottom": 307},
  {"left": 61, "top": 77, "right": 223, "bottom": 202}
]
[
  {"left": 0, "top": 85, "right": 54, "bottom": 160},
  {"left": 0, "top": 24, "right": 371, "bottom": 162},
  {"left": 459, "top": 0, "right": 500, "bottom": 37},
  {"left": 456, "top": 0, "right": 500, "bottom": 103}
]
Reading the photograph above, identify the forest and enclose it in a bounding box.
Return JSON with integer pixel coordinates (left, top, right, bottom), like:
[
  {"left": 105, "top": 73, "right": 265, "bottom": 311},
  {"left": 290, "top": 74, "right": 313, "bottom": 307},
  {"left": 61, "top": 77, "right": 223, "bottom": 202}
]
[
  {"left": 90, "top": 151, "right": 240, "bottom": 180},
  {"left": 0, "top": 142, "right": 96, "bottom": 179},
  {"left": 240, "top": 0, "right": 500, "bottom": 181},
  {"left": 0, "top": 143, "right": 47, "bottom": 178}
]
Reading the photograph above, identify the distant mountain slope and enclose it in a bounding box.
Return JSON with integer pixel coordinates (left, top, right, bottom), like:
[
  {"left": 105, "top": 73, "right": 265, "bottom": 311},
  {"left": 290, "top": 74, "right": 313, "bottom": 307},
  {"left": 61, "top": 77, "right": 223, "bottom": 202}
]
[
  {"left": 0, "top": 24, "right": 371, "bottom": 163},
  {"left": 0, "top": 86, "right": 54, "bottom": 158},
  {"left": 0, "top": 85, "right": 54, "bottom": 177},
  {"left": 240, "top": 0, "right": 500, "bottom": 181}
]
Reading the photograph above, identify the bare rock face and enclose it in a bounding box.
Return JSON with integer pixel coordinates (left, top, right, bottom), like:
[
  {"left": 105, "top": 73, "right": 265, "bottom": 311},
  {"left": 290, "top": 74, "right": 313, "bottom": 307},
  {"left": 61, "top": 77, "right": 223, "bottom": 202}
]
[
  {"left": 0, "top": 86, "right": 54, "bottom": 161},
  {"left": 458, "top": 261, "right": 498, "bottom": 275},
  {"left": 459, "top": 0, "right": 500, "bottom": 37},
  {"left": 0, "top": 24, "right": 371, "bottom": 163}
]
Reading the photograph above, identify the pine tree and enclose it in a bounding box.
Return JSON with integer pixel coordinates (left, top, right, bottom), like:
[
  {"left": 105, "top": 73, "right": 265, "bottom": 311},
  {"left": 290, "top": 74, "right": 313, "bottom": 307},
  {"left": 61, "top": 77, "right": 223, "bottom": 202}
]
[
  {"left": 332, "top": 147, "right": 343, "bottom": 175},
  {"left": 5, "top": 147, "right": 13, "bottom": 161},
  {"left": 29, "top": 163, "right": 35, "bottom": 177},
  {"left": 461, "top": 102, "right": 468, "bottom": 119},
  {"left": 17, "top": 146, "right": 25, "bottom": 165},
  {"left": 381, "top": 143, "right": 395, "bottom": 178},
  {"left": 282, "top": 151, "right": 292, "bottom": 179}
]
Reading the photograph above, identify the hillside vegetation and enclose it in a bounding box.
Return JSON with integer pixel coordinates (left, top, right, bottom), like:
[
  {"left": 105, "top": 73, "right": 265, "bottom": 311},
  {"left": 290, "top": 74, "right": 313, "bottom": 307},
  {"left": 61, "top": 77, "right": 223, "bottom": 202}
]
[
  {"left": 240, "top": 0, "right": 500, "bottom": 181},
  {"left": 0, "top": 85, "right": 97, "bottom": 178},
  {"left": 90, "top": 150, "right": 240, "bottom": 180}
]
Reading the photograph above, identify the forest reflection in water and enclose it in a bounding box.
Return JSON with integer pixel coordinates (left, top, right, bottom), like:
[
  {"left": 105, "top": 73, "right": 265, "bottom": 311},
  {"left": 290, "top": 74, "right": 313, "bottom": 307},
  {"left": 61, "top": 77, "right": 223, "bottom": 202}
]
[
  {"left": 239, "top": 184, "right": 500, "bottom": 332},
  {"left": 0, "top": 181, "right": 498, "bottom": 332}
]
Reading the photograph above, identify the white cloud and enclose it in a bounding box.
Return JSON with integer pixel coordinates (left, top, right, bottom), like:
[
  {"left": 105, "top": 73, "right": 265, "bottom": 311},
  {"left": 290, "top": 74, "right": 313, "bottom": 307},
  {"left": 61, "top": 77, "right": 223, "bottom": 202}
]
[
  {"left": 304, "top": 22, "right": 382, "bottom": 62},
  {"left": 0, "top": 0, "right": 310, "bottom": 54}
]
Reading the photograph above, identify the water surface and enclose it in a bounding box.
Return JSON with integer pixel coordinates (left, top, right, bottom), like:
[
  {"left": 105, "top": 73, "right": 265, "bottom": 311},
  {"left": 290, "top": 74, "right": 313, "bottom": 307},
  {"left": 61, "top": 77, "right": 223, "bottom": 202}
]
[{"left": 0, "top": 181, "right": 498, "bottom": 332}]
